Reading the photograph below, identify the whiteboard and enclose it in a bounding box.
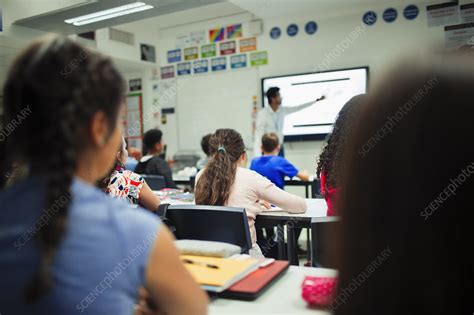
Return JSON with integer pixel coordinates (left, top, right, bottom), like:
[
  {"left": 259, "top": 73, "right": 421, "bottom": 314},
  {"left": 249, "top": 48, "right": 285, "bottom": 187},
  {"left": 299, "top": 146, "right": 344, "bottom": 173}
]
[{"left": 176, "top": 68, "right": 258, "bottom": 151}]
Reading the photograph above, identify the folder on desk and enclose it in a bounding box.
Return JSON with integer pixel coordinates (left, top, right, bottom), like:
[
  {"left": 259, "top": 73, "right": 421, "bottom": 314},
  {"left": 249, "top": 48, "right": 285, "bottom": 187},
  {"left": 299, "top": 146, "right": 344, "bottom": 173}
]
[
  {"left": 181, "top": 255, "right": 260, "bottom": 292},
  {"left": 219, "top": 260, "right": 290, "bottom": 300}
]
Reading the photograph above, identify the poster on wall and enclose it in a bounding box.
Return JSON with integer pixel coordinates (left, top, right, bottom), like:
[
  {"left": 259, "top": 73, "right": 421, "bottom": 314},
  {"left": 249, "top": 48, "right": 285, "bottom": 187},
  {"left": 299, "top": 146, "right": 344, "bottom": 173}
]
[
  {"left": 220, "top": 40, "right": 236, "bottom": 55},
  {"left": 167, "top": 49, "right": 182, "bottom": 63},
  {"left": 444, "top": 23, "right": 474, "bottom": 49},
  {"left": 176, "top": 35, "right": 190, "bottom": 49},
  {"left": 250, "top": 51, "right": 268, "bottom": 66},
  {"left": 161, "top": 66, "right": 175, "bottom": 79},
  {"left": 239, "top": 37, "right": 257, "bottom": 52},
  {"left": 211, "top": 57, "right": 227, "bottom": 71},
  {"left": 427, "top": 2, "right": 460, "bottom": 27},
  {"left": 209, "top": 27, "right": 225, "bottom": 42},
  {"left": 140, "top": 43, "right": 156, "bottom": 62},
  {"left": 404, "top": 4, "right": 420, "bottom": 20},
  {"left": 184, "top": 47, "right": 199, "bottom": 60},
  {"left": 193, "top": 59, "right": 209, "bottom": 74},
  {"left": 201, "top": 43, "right": 217, "bottom": 58},
  {"left": 177, "top": 62, "right": 191, "bottom": 76},
  {"left": 231, "top": 54, "right": 247, "bottom": 69},
  {"left": 129, "top": 78, "right": 142, "bottom": 92},
  {"left": 190, "top": 31, "right": 206, "bottom": 46},
  {"left": 460, "top": 3, "right": 474, "bottom": 23},
  {"left": 226, "top": 23, "right": 242, "bottom": 39}
]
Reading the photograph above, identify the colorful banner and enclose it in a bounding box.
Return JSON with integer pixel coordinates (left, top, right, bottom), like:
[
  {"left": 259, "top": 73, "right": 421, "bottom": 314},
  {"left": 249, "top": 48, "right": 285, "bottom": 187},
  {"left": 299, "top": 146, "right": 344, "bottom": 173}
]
[
  {"left": 211, "top": 57, "right": 227, "bottom": 71},
  {"left": 226, "top": 23, "right": 242, "bottom": 39},
  {"left": 193, "top": 60, "right": 209, "bottom": 74},
  {"left": 239, "top": 37, "right": 257, "bottom": 52},
  {"left": 220, "top": 40, "right": 236, "bottom": 55},
  {"left": 250, "top": 51, "right": 268, "bottom": 66},
  {"left": 161, "top": 66, "right": 175, "bottom": 79},
  {"left": 184, "top": 47, "right": 199, "bottom": 61},
  {"left": 231, "top": 54, "right": 247, "bottom": 69},
  {"left": 167, "top": 49, "right": 181, "bottom": 63},
  {"left": 209, "top": 27, "right": 225, "bottom": 42},
  {"left": 177, "top": 62, "right": 191, "bottom": 76},
  {"left": 201, "top": 43, "right": 217, "bottom": 58}
]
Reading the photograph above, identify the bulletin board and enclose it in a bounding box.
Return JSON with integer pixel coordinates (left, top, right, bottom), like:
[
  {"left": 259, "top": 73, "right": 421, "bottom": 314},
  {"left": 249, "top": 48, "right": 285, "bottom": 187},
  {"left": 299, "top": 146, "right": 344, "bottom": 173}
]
[
  {"left": 176, "top": 68, "right": 258, "bottom": 151},
  {"left": 124, "top": 93, "right": 143, "bottom": 150}
]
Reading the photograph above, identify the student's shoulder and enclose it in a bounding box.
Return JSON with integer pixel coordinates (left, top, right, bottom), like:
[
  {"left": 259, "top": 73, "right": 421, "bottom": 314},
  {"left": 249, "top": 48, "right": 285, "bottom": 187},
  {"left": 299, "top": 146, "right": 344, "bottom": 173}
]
[{"left": 237, "top": 167, "right": 271, "bottom": 184}]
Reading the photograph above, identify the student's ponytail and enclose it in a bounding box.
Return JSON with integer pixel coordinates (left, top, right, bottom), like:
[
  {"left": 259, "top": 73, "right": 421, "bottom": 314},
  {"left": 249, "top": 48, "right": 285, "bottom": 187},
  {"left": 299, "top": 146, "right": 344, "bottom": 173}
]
[
  {"left": 0, "top": 35, "right": 125, "bottom": 302},
  {"left": 195, "top": 129, "right": 245, "bottom": 205}
]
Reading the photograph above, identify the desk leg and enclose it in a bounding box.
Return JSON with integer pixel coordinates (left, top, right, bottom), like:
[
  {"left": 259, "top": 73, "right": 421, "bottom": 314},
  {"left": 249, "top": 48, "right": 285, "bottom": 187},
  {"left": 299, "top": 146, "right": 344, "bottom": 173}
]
[
  {"left": 287, "top": 225, "right": 298, "bottom": 266},
  {"left": 305, "top": 185, "right": 309, "bottom": 198},
  {"left": 276, "top": 224, "right": 285, "bottom": 260},
  {"left": 306, "top": 228, "right": 311, "bottom": 261},
  {"left": 311, "top": 224, "right": 318, "bottom": 267}
]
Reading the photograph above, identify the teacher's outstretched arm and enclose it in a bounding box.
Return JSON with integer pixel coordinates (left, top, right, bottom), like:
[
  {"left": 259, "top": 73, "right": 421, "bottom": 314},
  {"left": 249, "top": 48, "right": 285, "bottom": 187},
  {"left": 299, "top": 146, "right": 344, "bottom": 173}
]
[{"left": 284, "top": 95, "right": 326, "bottom": 115}]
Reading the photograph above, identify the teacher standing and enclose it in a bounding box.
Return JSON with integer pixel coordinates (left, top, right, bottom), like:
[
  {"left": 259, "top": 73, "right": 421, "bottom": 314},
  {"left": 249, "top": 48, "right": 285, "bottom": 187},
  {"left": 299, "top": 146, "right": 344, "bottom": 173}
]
[{"left": 254, "top": 87, "right": 324, "bottom": 157}]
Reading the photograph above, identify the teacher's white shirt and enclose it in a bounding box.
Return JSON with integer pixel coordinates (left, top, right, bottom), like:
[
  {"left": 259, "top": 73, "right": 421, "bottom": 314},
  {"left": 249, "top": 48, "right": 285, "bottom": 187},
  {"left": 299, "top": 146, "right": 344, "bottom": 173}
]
[{"left": 253, "top": 103, "right": 314, "bottom": 157}]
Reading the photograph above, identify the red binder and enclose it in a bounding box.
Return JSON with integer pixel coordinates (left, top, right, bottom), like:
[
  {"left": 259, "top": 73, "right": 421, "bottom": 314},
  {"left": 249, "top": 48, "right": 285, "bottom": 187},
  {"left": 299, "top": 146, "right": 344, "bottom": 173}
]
[{"left": 218, "top": 260, "right": 290, "bottom": 301}]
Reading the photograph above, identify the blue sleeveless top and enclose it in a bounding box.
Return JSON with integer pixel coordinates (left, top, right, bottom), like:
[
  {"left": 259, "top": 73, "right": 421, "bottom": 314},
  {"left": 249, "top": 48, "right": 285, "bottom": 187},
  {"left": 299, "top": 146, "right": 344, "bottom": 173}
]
[{"left": 0, "top": 177, "right": 161, "bottom": 314}]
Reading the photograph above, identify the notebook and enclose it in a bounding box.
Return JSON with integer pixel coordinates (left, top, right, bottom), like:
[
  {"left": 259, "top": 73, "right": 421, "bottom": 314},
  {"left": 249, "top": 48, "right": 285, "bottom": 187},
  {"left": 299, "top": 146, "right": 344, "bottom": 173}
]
[
  {"left": 219, "top": 260, "right": 290, "bottom": 300},
  {"left": 181, "top": 255, "right": 260, "bottom": 292}
]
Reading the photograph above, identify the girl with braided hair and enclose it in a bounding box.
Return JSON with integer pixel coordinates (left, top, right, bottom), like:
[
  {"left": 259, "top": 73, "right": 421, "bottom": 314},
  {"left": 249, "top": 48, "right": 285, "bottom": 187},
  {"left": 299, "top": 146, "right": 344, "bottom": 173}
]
[{"left": 0, "top": 35, "right": 207, "bottom": 315}]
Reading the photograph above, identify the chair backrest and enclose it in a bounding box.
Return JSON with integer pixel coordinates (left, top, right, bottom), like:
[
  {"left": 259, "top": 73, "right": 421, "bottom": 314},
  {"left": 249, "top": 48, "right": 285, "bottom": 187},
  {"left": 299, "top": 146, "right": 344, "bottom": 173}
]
[
  {"left": 140, "top": 174, "right": 166, "bottom": 190},
  {"left": 311, "top": 217, "right": 340, "bottom": 268},
  {"left": 312, "top": 178, "right": 323, "bottom": 198},
  {"left": 162, "top": 205, "right": 252, "bottom": 254}
]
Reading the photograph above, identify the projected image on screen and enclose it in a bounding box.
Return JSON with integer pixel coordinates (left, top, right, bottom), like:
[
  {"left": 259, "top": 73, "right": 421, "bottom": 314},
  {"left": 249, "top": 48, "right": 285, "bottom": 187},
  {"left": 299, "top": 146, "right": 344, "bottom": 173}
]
[{"left": 262, "top": 67, "right": 368, "bottom": 138}]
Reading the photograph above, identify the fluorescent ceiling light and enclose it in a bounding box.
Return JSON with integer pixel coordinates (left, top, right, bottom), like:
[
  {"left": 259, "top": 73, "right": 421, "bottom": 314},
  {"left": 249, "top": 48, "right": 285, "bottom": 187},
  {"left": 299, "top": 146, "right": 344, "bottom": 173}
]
[{"left": 64, "top": 2, "right": 153, "bottom": 26}]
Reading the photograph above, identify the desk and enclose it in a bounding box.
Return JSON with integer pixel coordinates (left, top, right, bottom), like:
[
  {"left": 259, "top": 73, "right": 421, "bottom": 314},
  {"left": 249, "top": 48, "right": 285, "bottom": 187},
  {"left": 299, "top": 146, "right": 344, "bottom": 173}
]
[
  {"left": 209, "top": 266, "right": 336, "bottom": 315},
  {"left": 256, "top": 199, "right": 339, "bottom": 266},
  {"left": 284, "top": 178, "right": 313, "bottom": 198}
]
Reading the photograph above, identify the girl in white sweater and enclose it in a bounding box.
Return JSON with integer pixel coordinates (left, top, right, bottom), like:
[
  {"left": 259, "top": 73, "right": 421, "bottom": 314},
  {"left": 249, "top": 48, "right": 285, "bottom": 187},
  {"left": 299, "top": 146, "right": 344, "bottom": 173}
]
[{"left": 195, "top": 129, "right": 307, "bottom": 257}]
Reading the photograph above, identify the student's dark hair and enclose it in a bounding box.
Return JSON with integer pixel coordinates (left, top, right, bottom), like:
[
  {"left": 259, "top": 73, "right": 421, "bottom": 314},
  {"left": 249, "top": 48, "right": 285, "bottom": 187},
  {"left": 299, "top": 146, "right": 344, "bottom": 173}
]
[
  {"left": 316, "top": 95, "right": 365, "bottom": 190},
  {"left": 195, "top": 129, "right": 245, "bottom": 206},
  {"left": 142, "top": 128, "right": 163, "bottom": 156},
  {"left": 200, "top": 133, "right": 212, "bottom": 156},
  {"left": 335, "top": 55, "right": 474, "bottom": 314},
  {"left": 266, "top": 87, "right": 280, "bottom": 104},
  {"left": 261, "top": 132, "right": 279, "bottom": 153},
  {"left": 0, "top": 35, "right": 124, "bottom": 302}
]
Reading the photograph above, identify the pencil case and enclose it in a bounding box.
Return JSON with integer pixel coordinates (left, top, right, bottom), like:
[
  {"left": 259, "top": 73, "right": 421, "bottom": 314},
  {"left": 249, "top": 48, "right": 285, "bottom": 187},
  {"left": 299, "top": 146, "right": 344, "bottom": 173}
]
[{"left": 301, "top": 276, "right": 337, "bottom": 306}]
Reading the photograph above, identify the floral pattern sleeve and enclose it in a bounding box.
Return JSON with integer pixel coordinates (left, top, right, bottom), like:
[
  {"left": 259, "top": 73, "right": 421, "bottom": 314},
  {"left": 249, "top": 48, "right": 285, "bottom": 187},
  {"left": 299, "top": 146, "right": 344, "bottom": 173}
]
[{"left": 106, "top": 170, "right": 145, "bottom": 207}]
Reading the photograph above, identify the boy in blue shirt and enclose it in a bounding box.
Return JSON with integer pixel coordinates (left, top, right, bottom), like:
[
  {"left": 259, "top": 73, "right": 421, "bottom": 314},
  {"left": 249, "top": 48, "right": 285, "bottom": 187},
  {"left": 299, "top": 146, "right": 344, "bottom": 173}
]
[{"left": 251, "top": 133, "right": 309, "bottom": 188}]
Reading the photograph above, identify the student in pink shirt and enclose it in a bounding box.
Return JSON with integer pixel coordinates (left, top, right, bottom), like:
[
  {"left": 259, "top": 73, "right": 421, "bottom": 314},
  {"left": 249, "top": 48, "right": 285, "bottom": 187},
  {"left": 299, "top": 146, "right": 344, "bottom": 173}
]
[
  {"left": 195, "top": 129, "right": 307, "bottom": 257},
  {"left": 317, "top": 95, "right": 366, "bottom": 216}
]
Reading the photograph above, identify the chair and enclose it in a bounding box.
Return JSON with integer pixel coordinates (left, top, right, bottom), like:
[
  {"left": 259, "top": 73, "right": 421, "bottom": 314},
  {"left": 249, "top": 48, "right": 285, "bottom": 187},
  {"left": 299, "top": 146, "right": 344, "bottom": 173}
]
[
  {"left": 140, "top": 174, "right": 166, "bottom": 190},
  {"left": 157, "top": 204, "right": 252, "bottom": 254},
  {"left": 311, "top": 218, "right": 339, "bottom": 268},
  {"left": 312, "top": 178, "right": 323, "bottom": 198}
]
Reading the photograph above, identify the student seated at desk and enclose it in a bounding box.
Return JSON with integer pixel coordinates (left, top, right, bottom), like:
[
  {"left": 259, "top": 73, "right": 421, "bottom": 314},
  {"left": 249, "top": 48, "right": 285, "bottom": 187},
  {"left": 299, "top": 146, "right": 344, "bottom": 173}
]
[
  {"left": 336, "top": 55, "right": 473, "bottom": 314},
  {"left": 251, "top": 132, "right": 309, "bottom": 189},
  {"left": 316, "top": 94, "right": 365, "bottom": 216},
  {"left": 135, "top": 128, "right": 177, "bottom": 188},
  {"left": 196, "top": 133, "right": 212, "bottom": 170},
  {"left": 194, "top": 129, "right": 307, "bottom": 258},
  {"left": 99, "top": 137, "right": 161, "bottom": 211},
  {"left": 0, "top": 36, "right": 207, "bottom": 315}
]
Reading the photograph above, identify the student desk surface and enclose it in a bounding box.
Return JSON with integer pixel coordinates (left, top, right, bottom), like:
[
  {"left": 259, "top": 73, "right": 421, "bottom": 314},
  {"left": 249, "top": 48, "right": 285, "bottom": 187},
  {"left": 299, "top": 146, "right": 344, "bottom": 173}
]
[{"left": 209, "top": 266, "right": 336, "bottom": 315}]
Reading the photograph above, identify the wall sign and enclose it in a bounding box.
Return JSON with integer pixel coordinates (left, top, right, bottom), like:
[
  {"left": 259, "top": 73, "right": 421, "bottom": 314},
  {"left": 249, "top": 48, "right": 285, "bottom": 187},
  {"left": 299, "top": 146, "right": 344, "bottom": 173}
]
[
  {"left": 287, "top": 24, "right": 299, "bottom": 36},
  {"left": 460, "top": 3, "right": 474, "bottom": 23},
  {"left": 220, "top": 40, "right": 236, "bottom": 55},
  {"left": 231, "top": 54, "right": 247, "bottom": 69},
  {"left": 209, "top": 27, "right": 225, "bottom": 42},
  {"left": 226, "top": 23, "right": 243, "bottom": 39},
  {"left": 160, "top": 66, "right": 175, "bottom": 79},
  {"left": 167, "top": 49, "right": 182, "bottom": 63},
  {"left": 140, "top": 43, "right": 156, "bottom": 62},
  {"left": 193, "top": 60, "right": 209, "bottom": 74},
  {"left": 250, "top": 51, "right": 268, "bottom": 66},
  {"left": 201, "top": 43, "right": 216, "bottom": 58},
  {"left": 190, "top": 31, "right": 206, "bottom": 46},
  {"left": 240, "top": 37, "right": 257, "bottom": 52},
  {"left": 305, "top": 21, "right": 318, "bottom": 35},
  {"left": 129, "top": 78, "right": 142, "bottom": 92},
  {"left": 184, "top": 47, "right": 199, "bottom": 61},
  {"left": 383, "top": 8, "right": 398, "bottom": 23},
  {"left": 177, "top": 62, "right": 191, "bottom": 76},
  {"left": 211, "top": 57, "right": 227, "bottom": 71},
  {"left": 363, "top": 11, "right": 377, "bottom": 26},
  {"left": 427, "top": 2, "right": 460, "bottom": 27},
  {"left": 444, "top": 23, "right": 474, "bottom": 49},
  {"left": 404, "top": 4, "right": 420, "bottom": 20},
  {"left": 270, "top": 27, "right": 281, "bottom": 39}
]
